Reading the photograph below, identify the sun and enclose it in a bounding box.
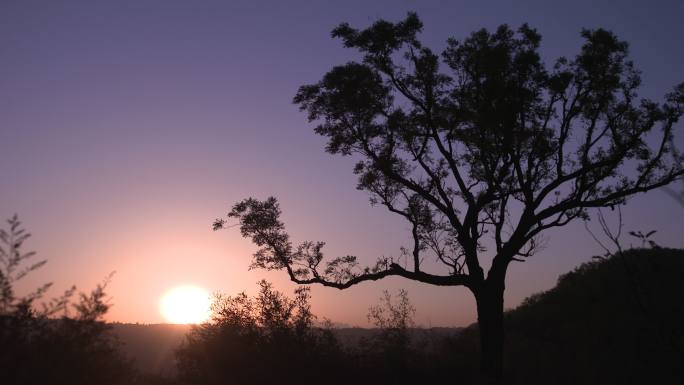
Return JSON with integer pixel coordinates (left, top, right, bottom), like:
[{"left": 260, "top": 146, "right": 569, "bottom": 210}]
[{"left": 159, "top": 285, "right": 212, "bottom": 324}]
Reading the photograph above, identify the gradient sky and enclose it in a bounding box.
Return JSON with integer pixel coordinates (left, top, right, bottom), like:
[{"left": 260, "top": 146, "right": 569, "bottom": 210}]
[{"left": 2, "top": 0, "right": 683, "bottom": 326}]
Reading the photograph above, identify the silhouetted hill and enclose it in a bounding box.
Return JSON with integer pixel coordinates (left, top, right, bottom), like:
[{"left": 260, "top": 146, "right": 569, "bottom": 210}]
[{"left": 453, "top": 248, "right": 684, "bottom": 384}]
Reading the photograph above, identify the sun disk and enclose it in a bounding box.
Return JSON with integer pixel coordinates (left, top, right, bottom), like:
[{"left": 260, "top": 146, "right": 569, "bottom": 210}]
[{"left": 159, "top": 285, "right": 211, "bottom": 324}]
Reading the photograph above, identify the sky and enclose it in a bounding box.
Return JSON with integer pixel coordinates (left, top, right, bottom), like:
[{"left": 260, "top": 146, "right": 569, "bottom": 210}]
[{"left": 1, "top": 0, "right": 683, "bottom": 327}]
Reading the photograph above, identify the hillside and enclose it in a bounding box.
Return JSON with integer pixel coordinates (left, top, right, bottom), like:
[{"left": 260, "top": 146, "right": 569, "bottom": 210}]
[{"left": 453, "top": 248, "right": 684, "bottom": 384}]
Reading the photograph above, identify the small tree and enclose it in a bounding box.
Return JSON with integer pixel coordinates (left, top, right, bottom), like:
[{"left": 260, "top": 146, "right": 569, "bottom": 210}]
[
  {"left": 216, "top": 13, "right": 683, "bottom": 381},
  {"left": 0, "top": 215, "right": 135, "bottom": 385},
  {"left": 365, "top": 290, "right": 415, "bottom": 378},
  {"left": 176, "top": 281, "right": 349, "bottom": 385},
  {"left": 0, "top": 214, "right": 51, "bottom": 316}
]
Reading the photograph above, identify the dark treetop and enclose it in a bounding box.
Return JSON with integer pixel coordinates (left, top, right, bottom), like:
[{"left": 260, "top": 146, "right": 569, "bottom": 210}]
[{"left": 220, "top": 14, "right": 683, "bottom": 291}]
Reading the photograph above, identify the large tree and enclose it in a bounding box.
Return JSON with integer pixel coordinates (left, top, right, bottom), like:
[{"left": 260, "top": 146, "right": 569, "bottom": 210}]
[{"left": 216, "top": 13, "right": 683, "bottom": 382}]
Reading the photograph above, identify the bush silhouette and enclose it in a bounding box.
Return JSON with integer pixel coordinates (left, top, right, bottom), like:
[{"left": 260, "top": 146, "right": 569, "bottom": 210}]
[
  {"left": 0, "top": 215, "right": 139, "bottom": 385},
  {"left": 175, "top": 280, "right": 351, "bottom": 385}
]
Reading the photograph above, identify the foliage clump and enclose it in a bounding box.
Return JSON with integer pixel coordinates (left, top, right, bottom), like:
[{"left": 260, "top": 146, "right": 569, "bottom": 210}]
[
  {"left": 0, "top": 215, "right": 139, "bottom": 385},
  {"left": 175, "top": 280, "right": 350, "bottom": 385}
]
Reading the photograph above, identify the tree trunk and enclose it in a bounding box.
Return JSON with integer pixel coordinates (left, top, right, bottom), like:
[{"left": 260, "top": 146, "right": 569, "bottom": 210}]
[{"left": 475, "top": 282, "right": 505, "bottom": 384}]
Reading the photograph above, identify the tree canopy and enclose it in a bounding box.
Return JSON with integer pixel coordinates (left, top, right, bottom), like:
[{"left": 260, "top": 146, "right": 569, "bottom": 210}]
[
  {"left": 217, "top": 13, "right": 683, "bottom": 381},
  {"left": 221, "top": 13, "right": 683, "bottom": 292}
]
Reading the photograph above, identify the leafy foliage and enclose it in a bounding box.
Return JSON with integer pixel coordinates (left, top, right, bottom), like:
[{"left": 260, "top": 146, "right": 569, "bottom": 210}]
[
  {"left": 175, "top": 283, "right": 463, "bottom": 385},
  {"left": 290, "top": 14, "right": 684, "bottom": 285},
  {"left": 359, "top": 290, "right": 418, "bottom": 382},
  {"left": 175, "top": 280, "right": 351, "bottom": 385},
  {"left": 0, "top": 214, "right": 50, "bottom": 315},
  {"left": 218, "top": 13, "right": 683, "bottom": 379},
  {"left": 0, "top": 215, "right": 139, "bottom": 385},
  {"left": 219, "top": 12, "right": 683, "bottom": 294}
]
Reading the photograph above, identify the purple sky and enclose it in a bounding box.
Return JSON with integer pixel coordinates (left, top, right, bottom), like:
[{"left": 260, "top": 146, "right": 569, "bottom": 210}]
[{"left": 2, "top": 0, "right": 683, "bottom": 326}]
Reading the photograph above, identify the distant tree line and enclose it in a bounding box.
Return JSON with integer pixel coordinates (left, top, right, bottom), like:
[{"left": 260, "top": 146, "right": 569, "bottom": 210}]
[{"left": 174, "top": 281, "right": 463, "bottom": 385}]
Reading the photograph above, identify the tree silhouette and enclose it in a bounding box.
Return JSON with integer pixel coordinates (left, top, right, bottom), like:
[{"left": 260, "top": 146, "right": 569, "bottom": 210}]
[
  {"left": 216, "top": 13, "right": 683, "bottom": 382},
  {"left": 363, "top": 290, "right": 416, "bottom": 382},
  {"left": 0, "top": 215, "right": 137, "bottom": 385},
  {"left": 0, "top": 214, "right": 51, "bottom": 315},
  {"left": 175, "top": 280, "right": 350, "bottom": 385}
]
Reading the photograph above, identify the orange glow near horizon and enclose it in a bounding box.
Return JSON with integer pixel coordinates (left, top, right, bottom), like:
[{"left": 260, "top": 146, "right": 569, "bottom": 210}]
[{"left": 159, "top": 286, "right": 212, "bottom": 324}]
